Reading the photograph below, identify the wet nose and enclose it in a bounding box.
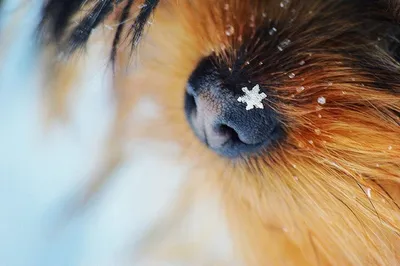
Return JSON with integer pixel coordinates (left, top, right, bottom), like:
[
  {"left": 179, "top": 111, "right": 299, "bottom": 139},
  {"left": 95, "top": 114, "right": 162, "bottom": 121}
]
[{"left": 184, "top": 58, "right": 282, "bottom": 158}]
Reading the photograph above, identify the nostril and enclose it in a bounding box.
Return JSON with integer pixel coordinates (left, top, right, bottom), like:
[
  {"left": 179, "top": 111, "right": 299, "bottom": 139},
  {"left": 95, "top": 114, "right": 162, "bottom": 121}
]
[
  {"left": 217, "top": 124, "right": 241, "bottom": 144},
  {"left": 185, "top": 91, "right": 197, "bottom": 114}
]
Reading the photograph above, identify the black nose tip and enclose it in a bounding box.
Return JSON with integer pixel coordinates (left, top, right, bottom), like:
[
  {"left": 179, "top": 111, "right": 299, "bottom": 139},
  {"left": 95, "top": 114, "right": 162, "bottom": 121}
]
[{"left": 184, "top": 58, "right": 282, "bottom": 158}]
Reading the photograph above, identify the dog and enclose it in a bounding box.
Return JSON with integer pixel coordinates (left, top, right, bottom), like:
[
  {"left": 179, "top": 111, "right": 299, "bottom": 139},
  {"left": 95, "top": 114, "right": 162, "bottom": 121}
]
[{"left": 31, "top": 0, "right": 400, "bottom": 265}]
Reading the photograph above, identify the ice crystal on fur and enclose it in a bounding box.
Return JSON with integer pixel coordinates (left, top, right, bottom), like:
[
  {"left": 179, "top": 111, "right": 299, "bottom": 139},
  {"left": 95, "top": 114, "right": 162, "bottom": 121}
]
[{"left": 237, "top": 85, "right": 267, "bottom": 110}]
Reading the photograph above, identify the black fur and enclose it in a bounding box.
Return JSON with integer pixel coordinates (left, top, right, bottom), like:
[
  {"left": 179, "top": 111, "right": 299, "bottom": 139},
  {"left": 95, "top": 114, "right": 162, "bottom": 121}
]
[
  {"left": 39, "top": 0, "right": 86, "bottom": 42},
  {"left": 128, "top": 0, "right": 160, "bottom": 50},
  {"left": 38, "top": 0, "right": 160, "bottom": 63},
  {"left": 66, "top": 0, "right": 115, "bottom": 53},
  {"left": 37, "top": 0, "right": 400, "bottom": 75},
  {"left": 110, "top": 0, "right": 135, "bottom": 64}
]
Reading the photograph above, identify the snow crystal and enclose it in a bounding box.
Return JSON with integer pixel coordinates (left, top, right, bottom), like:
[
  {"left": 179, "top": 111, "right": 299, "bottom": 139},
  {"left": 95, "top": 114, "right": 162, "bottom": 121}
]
[{"left": 317, "top": 96, "right": 326, "bottom": 105}]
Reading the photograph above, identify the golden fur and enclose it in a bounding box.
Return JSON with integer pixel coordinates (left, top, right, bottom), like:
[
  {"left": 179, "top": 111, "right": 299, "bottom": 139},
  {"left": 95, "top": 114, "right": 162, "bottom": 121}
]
[{"left": 38, "top": 0, "right": 400, "bottom": 265}]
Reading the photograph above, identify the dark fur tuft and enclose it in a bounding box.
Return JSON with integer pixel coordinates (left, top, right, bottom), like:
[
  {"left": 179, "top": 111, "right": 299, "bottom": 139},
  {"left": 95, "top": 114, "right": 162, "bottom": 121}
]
[
  {"left": 38, "top": 0, "right": 160, "bottom": 64},
  {"left": 39, "top": 0, "right": 86, "bottom": 42},
  {"left": 65, "top": 0, "right": 115, "bottom": 53},
  {"left": 129, "top": 0, "right": 160, "bottom": 50},
  {"left": 110, "top": 0, "right": 135, "bottom": 64}
]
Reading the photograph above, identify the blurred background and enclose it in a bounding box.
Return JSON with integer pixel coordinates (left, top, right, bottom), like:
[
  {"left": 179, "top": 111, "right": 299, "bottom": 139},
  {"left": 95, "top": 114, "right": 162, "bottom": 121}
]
[
  {"left": 0, "top": 1, "right": 197, "bottom": 265},
  {"left": 0, "top": 1, "right": 237, "bottom": 265}
]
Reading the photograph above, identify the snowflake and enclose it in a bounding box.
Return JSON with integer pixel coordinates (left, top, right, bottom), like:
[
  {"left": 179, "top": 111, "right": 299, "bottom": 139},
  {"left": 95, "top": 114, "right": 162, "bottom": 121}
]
[{"left": 237, "top": 84, "right": 267, "bottom": 111}]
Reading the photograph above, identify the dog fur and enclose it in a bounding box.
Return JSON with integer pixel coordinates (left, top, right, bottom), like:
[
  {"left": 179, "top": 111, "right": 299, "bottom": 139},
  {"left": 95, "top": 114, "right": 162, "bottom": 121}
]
[{"left": 29, "top": 0, "right": 400, "bottom": 265}]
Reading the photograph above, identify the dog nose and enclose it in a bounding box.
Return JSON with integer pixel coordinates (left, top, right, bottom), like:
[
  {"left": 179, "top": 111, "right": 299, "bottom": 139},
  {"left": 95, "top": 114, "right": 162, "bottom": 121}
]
[
  {"left": 185, "top": 90, "right": 239, "bottom": 149},
  {"left": 184, "top": 57, "right": 282, "bottom": 158}
]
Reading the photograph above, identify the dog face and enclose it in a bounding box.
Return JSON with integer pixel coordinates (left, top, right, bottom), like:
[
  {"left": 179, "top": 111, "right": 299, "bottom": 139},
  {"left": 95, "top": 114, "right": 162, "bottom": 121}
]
[
  {"left": 39, "top": 0, "right": 400, "bottom": 265},
  {"left": 180, "top": 0, "right": 400, "bottom": 161}
]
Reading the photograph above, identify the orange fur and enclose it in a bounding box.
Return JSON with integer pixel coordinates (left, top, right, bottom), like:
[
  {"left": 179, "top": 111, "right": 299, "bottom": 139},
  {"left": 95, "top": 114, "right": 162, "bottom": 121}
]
[{"left": 42, "top": 0, "right": 400, "bottom": 265}]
